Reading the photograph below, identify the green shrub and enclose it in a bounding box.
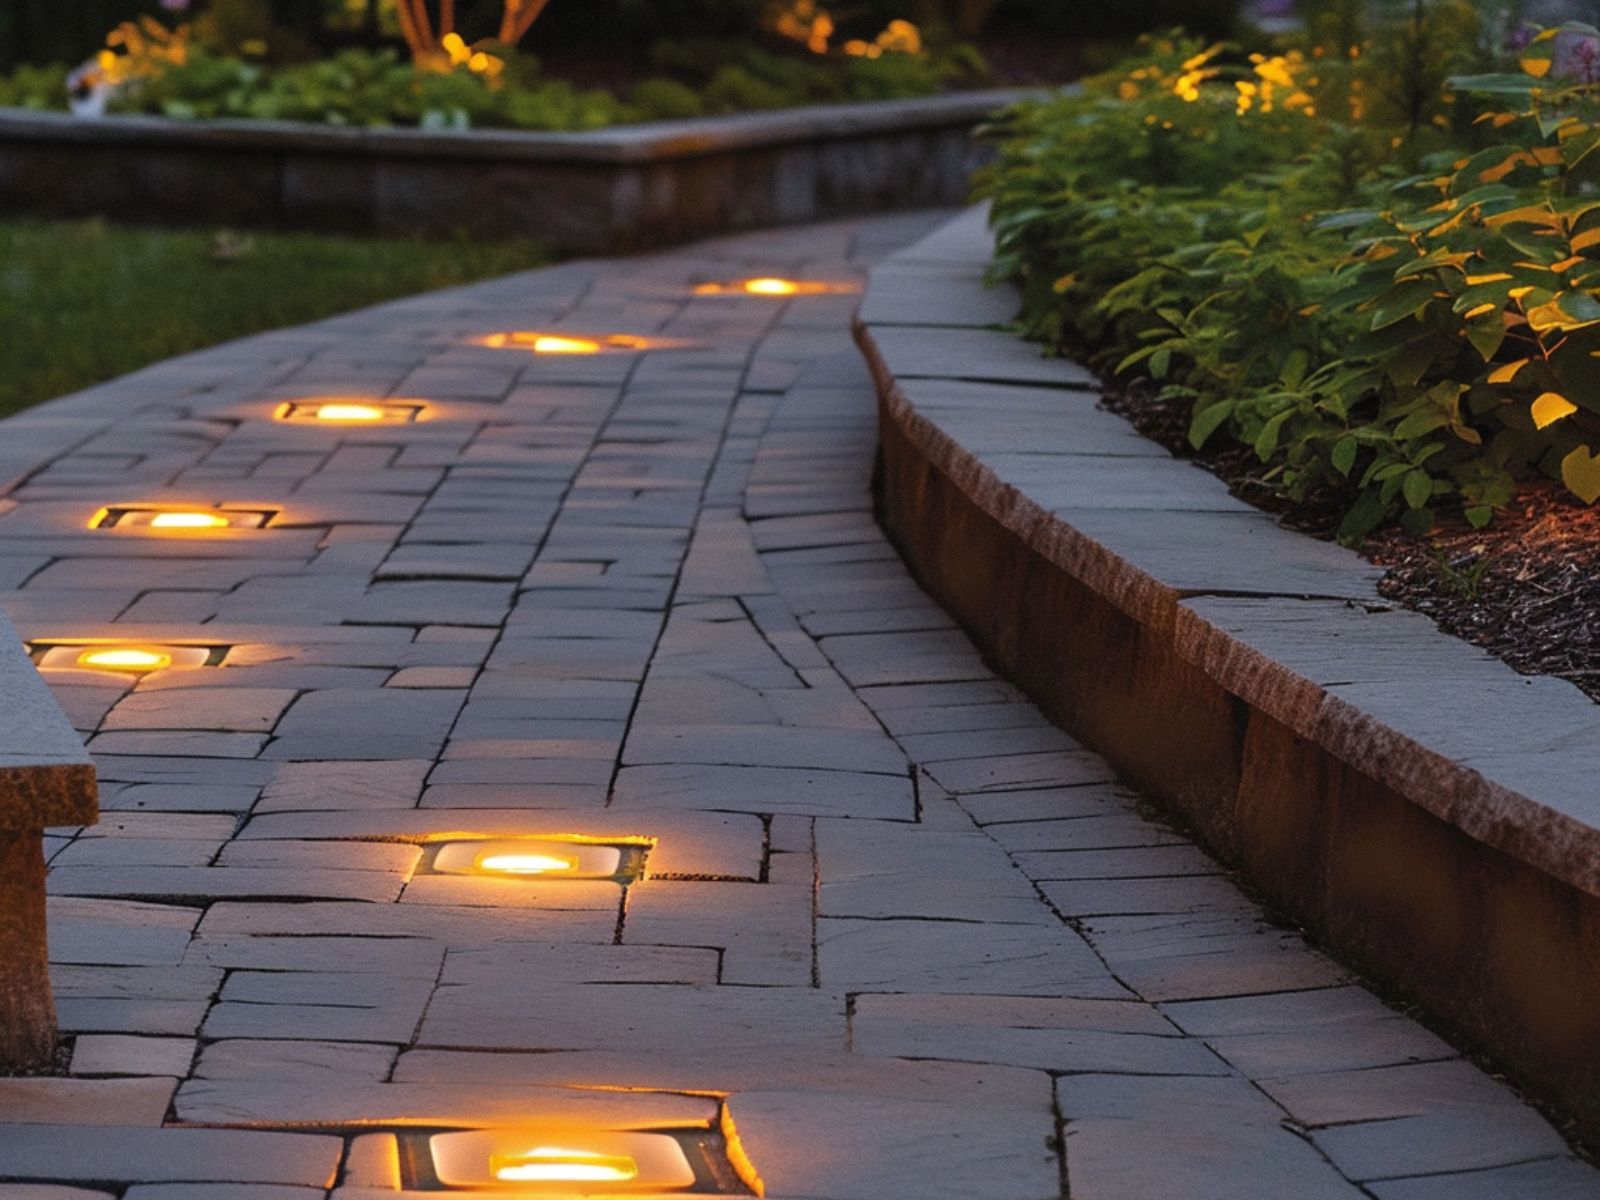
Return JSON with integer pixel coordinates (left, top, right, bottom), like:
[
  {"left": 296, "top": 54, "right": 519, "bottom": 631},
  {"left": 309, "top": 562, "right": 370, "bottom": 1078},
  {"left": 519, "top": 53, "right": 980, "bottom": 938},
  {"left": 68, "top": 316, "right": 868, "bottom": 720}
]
[
  {"left": 1, "top": 31, "right": 961, "bottom": 129},
  {"left": 982, "top": 16, "right": 1600, "bottom": 539},
  {"left": 629, "top": 77, "right": 707, "bottom": 120},
  {"left": 0, "top": 61, "right": 68, "bottom": 109}
]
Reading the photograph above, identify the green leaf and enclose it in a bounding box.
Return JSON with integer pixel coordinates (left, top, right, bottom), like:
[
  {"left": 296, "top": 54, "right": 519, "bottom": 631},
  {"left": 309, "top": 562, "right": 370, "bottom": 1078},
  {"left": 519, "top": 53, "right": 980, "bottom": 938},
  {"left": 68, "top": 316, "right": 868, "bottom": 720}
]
[
  {"left": 1337, "top": 488, "right": 1389, "bottom": 544},
  {"left": 1253, "top": 409, "right": 1293, "bottom": 461},
  {"left": 1466, "top": 310, "right": 1507, "bottom": 361},
  {"left": 1402, "top": 468, "right": 1433, "bottom": 509},
  {"left": 1445, "top": 73, "right": 1542, "bottom": 97},
  {"left": 1331, "top": 434, "right": 1358, "bottom": 477},
  {"left": 1188, "top": 400, "right": 1235, "bottom": 450},
  {"left": 1393, "top": 411, "right": 1449, "bottom": 440},
  {"left": 1367, "top": 279, "right": 1440, "bottom": 330}
]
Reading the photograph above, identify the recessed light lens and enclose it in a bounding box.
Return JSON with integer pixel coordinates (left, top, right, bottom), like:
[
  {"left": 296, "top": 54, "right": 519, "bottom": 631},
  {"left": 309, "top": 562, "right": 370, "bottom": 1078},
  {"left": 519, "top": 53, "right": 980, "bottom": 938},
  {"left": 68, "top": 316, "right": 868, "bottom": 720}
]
[
  {"left": 77, "top": 648, "right": 171, "bottom": 671},
  {"left": 313, "top": 403, "right": 387, "bottom": 422},
  {"left": 492, "top": 1148, "right": 639, "bottom": 1184},
  {"left": 476, "top": 852, "right": 579, "bottom": 876},
  {"left": 429, "top": 839, "right": 629, "bottom": 880},
  {"left": 147, "top": 511, "right": 231, "bottom": 530},
  {"left": 429, "top": 1129, "right": 695, "bottom": 1192},
  {"left": 530, "top": 336, "right": 603, "bottom": 355},
  {"left": 744, "top": 277, "right": 801, "bottom": 296}
]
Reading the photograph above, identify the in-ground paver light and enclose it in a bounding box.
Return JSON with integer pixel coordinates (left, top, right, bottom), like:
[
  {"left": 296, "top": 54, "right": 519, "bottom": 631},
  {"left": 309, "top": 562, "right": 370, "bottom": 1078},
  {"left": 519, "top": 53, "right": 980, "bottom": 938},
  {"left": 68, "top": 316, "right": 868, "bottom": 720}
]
[
  {"left": 692, "top": 277, "right": 859, "bottom": 297},
  {"left": 423, "top": 837, "right": 650, "bottom": 882},
  {"left": 274, "top": 400, "right": 427, "bottom": 424},
  {"left": 475, "top": 332, "right": 694, "bottom": 355},
  {"left": 398, "top": 1123, "right": 755, "bottom": 1194},
  {"left": 31, "top": 642, "right": 230, "bottom": 673},
  {"left": 433, "top": 1129, "right": 692, "bottom": 1190},
  {"left": 91, "top": 505, "right": 278, "bottom": 531}
]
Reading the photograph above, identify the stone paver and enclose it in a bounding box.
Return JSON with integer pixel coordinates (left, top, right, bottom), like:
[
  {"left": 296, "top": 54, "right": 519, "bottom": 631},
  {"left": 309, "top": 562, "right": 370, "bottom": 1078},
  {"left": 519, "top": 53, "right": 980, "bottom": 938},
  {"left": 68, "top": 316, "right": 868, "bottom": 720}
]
[{"left": 0, "top": 210, "right": 1592, "bottom": 1198}]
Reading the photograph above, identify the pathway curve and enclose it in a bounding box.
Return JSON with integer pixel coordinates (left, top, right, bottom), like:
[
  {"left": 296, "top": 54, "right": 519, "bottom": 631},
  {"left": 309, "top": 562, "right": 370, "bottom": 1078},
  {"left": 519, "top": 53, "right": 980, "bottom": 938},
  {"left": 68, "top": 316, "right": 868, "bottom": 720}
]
[{"left": 0, "top": 211, "right": 1595, "bottom": 1199}]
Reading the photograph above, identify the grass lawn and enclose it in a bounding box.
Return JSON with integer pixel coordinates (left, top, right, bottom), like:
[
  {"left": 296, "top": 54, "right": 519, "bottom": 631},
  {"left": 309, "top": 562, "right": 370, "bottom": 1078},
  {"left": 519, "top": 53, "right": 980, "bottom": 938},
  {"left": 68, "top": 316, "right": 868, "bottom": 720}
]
[{"left": 0, "top": 219, "right": 549, "bottom": 418}]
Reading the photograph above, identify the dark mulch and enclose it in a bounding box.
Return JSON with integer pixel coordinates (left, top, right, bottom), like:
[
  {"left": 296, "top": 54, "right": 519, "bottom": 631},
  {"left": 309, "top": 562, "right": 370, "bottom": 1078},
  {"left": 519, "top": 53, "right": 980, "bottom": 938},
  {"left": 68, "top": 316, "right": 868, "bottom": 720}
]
[{"left": 1103, "top": 381, "right": 1600, "bottom": 703}]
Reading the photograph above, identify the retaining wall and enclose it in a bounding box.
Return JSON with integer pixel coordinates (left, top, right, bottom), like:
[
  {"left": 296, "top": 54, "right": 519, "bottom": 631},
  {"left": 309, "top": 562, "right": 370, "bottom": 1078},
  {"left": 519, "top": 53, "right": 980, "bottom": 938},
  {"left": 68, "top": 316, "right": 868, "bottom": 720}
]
[
  {"left": 0, "top": 92, "right": 1027, "bottom": 253},
  {"left": 859, "top": 205, "right": 1600, "bottom": 1142}
]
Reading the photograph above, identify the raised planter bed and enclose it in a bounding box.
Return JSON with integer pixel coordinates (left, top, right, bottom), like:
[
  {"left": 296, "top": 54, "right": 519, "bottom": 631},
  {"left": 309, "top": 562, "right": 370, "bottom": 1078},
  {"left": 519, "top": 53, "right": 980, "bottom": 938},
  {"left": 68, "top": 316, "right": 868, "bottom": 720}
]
[
  {"left": 0, "top": 91, "right": 1027, "bottom": 255},
  {"left": 0, "top": 605, "right": 97, "bottom": 1071},
  {"left": 858, "top": 205, "right": 1600, "bottom": 1142}
]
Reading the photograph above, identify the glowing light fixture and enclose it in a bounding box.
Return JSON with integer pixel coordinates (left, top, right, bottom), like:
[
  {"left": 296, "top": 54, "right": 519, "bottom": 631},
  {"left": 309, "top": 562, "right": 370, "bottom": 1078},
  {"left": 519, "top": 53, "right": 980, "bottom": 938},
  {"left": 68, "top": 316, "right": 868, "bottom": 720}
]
[
  {"left": 477, "top": 332, "right": 687, "bottom": 354},
  {"left": 77, "top": 647, "right": 171, "bottom": 672},
  {"left": 693, "top": 277, "right": 856, "bottom": 298},
  {"left": 530, "top": 336, "right": 605, "bottom": 355},
  {"left": 493, "top": 1147, "right": 639, "bottom": 1184},
  {"left": 429, "top": 838, "right": 628, "bottom": 881},
  {"left": 274, "top": 401, "right": 425, "bottom": 424},
  {"left": 476, "top": 851, "right": 581, "bottom": 875},
  {"left": 34, "top": 643, "right": 224, "bottom": 673},
  {"left": 149, "top": 512, "right": 230, "bottom": 529},
  {"left": 429, "top": 1129, "right": 695, "bottom": 1192},
  {"left": 313, "top": 403, "right": 386, "bottom": 421},
  {"left": 744, "top": 277, "right": 800, "bottom": 296},
  {"left": 91, "top": 506, "right": 276, "bottom": 531}
]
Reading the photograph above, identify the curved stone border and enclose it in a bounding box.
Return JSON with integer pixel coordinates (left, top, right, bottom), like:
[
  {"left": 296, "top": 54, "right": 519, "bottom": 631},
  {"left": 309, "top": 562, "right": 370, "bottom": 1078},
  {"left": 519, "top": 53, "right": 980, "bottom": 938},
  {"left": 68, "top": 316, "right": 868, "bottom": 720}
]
[
  {"left": 0, "top": 91, "right": 1028, "bottom": 254},
  {"left": 857, "top": 204, "right": 1600, "bottom": 1141}
]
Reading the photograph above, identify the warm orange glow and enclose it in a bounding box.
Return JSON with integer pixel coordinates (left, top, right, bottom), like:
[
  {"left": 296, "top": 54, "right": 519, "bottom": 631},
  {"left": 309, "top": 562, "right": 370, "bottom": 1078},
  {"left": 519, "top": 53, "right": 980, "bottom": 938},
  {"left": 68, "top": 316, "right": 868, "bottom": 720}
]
[
  {"left": 430, "top": 838, "right": 626, "bottom": 880},
  {"left": 746, "top": 277, "right": 801, "bottom": 296},
  {"left": 693, "top": 278, "right": 857, "bottom": 298},
  {"left": 93, "top": 506, "right": 277, "bottom": 531},
  {"left": 532, "top": 336, "right": 604, "bottom": 355},
  {"left": 312, "top": 403, "right": 387, "bottom": 422},
  {"left": 274, "top": 400, "right": 424, "bottom": 425},
  {"left": 36, "top": 642, "right": 221, "bottom": 673},
  {"left": 430, "top": 1129, "right": 695, "bottom": 1191},
  {"left": 148, "top": 511, "right": 231, "bottom": 530},
  {"left": 491, "top": 1148, "right": 639, "bottom": 1184},
  {"left": 77, "top": 648, "right": 171, "bottom": 672},
  {"left": 478, "top": 331, "right": 685, "bottom": 355},
  {"left": 476, "top": 852, "right": 579, "bottom": 876}
]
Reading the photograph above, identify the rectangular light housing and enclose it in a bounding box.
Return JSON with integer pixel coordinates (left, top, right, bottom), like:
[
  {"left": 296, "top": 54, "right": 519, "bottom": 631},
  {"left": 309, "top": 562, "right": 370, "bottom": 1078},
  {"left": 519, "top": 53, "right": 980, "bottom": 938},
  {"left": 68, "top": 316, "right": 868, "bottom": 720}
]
[
  {"left": 427, "top": 838, "right": 633, "bottom": 881},
  {"left": 274, "top": 400, "right": 425, "bottom": 424},
  {"left": 32, "top": 643, "right": 227, "bottom": 673},
  {"left": 92, "top": 506, "right": 277, "bottom": 531},
  {"left": 429, "top": 1129, "right": 696, "bottom": 1192}
]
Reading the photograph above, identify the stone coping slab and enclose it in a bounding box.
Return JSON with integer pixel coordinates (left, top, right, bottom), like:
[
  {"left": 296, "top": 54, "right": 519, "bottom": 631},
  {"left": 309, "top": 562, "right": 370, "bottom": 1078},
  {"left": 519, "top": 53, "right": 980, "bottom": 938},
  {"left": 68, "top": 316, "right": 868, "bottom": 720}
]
[
  {"left": 0, "top": 92, "right": 1032, "bottom": 164},
  {"left": 858, "top": 203, "right": 1600, "bottom": 1137},
  {"left": 0, "top": 91, "right": 1036, "bottom": 253},
  {"left": 0, "top": 604, "right": 96, "bottom": 832},
  {"left": 857, "top": 204, "right": 1600, "bottom": 902}
]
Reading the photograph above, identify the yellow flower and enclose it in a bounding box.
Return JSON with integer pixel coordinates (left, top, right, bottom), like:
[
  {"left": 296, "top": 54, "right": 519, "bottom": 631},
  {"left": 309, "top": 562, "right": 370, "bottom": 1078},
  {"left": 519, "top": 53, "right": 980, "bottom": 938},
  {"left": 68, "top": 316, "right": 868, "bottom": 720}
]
[
  {"left": 878, "top": 19, "right": 922, "bottom": 55},
  {"left": 1254, "top": 55, "right": 1296, "bottom": 89}
]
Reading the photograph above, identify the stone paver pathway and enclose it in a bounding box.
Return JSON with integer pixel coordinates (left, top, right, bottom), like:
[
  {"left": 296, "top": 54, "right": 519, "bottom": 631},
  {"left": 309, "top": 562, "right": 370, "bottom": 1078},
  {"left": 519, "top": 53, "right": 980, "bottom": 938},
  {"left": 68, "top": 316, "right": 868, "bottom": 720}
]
[{"left": 0, "top": 211, "right": 1596, "bottom": 1199}]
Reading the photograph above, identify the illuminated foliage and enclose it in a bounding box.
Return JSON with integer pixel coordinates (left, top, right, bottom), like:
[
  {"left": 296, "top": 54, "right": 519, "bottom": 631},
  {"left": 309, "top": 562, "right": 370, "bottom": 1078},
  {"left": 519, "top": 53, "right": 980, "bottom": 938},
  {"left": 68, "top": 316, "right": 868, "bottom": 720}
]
[{"left": 984, "top": 15, "right": 1600, "bottom": 538}]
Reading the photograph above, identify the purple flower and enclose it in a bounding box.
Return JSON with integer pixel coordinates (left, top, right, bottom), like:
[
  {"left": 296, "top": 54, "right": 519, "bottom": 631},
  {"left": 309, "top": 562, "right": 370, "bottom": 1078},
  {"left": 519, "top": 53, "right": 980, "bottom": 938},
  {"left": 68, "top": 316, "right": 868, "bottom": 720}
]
[{"left": 158, "top": 0, "right": 191, "bottom": 11}]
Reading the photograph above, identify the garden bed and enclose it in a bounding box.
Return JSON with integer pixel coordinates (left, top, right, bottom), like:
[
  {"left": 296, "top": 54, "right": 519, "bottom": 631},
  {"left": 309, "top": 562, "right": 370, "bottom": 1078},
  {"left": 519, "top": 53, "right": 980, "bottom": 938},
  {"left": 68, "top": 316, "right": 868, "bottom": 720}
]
[
  {"left": 0, "top": 90, "right": 1026, "bottom": 253},
  {"left": 1109, "top": 377, "right": 1600, "bottom": 704},
  {"left": 858, "top": 204, "right": 1600, "bottom": 1146}
]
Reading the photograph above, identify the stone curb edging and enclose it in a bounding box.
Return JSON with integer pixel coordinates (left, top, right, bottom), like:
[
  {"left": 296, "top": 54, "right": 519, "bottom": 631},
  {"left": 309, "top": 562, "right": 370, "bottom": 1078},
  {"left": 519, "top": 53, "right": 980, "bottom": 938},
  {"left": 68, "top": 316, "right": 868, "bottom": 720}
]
[
  {"left": 856, "top": 204, "right": 1600, "bottom": 1141},
  {"left": 0, "top": 90, "right": 1033, "bottom": 254}
]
